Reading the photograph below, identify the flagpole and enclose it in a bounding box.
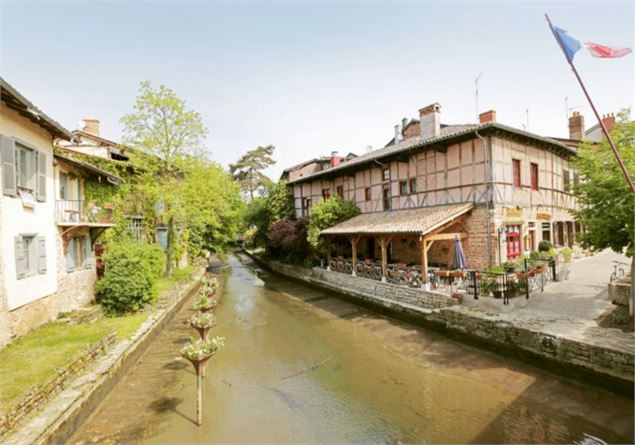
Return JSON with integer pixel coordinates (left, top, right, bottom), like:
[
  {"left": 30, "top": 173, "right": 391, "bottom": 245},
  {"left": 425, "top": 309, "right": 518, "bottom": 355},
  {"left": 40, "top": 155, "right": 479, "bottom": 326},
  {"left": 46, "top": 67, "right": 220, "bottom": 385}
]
[{"left": 545, "top": 13, "right": 635, "bottom": 195}]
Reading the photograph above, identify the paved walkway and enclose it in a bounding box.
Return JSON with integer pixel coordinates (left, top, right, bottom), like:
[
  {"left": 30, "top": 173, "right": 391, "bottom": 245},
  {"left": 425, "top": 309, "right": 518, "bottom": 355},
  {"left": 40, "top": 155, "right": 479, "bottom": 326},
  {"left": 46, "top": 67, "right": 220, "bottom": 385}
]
[{"left": 526, "top": 250, "right": 630, "bottom": 320}]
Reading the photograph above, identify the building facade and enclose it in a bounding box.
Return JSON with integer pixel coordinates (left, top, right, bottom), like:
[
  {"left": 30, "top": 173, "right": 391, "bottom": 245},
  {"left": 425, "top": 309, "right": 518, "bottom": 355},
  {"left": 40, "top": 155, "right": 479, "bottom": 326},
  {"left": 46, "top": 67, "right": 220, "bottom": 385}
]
[
  {"left": 288, "top": 103, "right": 582, "bottom": 277},
  {"left": 0, "top": 77, "right": 117, "bottom": 345}
]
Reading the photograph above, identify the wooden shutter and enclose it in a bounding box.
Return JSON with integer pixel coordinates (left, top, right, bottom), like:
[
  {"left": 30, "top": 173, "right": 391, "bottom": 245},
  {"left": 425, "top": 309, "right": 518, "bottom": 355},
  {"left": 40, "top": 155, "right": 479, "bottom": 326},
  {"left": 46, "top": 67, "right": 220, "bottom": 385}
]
[
  {"left": 59, "top": 172, "right": 68, "bottom": 199},
  {"left": 15, "top": 236, "right": 26, "bottom": 278},
  {"left": 512, "top": 159, "right": 521, "bottom": 188},
  {"left": 84, "top": 233, "right": 93, "bottom": 269},
  {"left": 37, "top": 236, "right": 47, "bottom": 274},
  {"left": 66, "top": 238, "right": 75, "bottom": 270},
  {"left": 36, "top": 151, "right": 47, "bottom": 202},
  {"left": 1, "top": 136, "right": 17, "bottom": 197}
]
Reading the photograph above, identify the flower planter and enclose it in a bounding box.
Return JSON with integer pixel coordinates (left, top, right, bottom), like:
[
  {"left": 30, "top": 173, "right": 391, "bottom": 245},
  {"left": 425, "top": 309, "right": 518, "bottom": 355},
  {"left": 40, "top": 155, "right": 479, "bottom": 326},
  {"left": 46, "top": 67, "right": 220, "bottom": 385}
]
[
  {"left": 451, "top": 292, "right": 463, "bottom": 303},
  {"left": 181, "top": 351, "right": 216, "bottom": 375},
  {"left": 450, "top": 271, "right": 467, "bottom": 278},
  {"left": 435, "top": 270, "right": 450, "bottom": 278}
]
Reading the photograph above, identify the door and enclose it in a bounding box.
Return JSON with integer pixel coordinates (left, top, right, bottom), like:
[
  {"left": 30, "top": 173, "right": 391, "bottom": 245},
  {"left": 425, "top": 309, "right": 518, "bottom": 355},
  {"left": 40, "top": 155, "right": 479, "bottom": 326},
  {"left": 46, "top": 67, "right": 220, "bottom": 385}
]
[{"left": 506, "top": 225, "right": 521, "bottom": 260}]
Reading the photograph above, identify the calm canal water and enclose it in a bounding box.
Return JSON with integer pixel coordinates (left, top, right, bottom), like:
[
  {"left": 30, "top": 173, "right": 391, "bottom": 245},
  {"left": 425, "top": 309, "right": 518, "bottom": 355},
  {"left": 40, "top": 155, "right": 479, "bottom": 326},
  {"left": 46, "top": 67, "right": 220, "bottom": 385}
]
[{"left": 69, "top": 253, "right": 634, "bottom": 444}]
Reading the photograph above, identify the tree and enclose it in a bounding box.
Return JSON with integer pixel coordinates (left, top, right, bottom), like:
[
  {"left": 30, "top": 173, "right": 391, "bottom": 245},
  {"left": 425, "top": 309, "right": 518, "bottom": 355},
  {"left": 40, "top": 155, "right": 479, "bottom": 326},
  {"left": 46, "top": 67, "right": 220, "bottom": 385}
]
[
  {"left": 307, "top": 196, "right": 360, "bottom": 250},
  {"left": 230, "top": 145, "right": 276, "bottom": 200},
  {"left": 573, "top": 109, "right": 634, "bottom": 257},
  {"left": 267, "top": 180, "right": 295, "bottom": 223},
  {"left": 121, "top": 81, "right": 208, "bottom": 276}
]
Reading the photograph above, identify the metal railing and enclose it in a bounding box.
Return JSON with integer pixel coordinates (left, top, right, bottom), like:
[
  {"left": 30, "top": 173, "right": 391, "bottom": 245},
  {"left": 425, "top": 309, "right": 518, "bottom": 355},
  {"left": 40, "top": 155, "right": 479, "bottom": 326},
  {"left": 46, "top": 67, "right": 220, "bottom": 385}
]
[
  {"left": 55, "top": 200, "right": 115, "bottom": 224},
  {"left": 327, "top": 257, "right": 426, "bottom": 289}
]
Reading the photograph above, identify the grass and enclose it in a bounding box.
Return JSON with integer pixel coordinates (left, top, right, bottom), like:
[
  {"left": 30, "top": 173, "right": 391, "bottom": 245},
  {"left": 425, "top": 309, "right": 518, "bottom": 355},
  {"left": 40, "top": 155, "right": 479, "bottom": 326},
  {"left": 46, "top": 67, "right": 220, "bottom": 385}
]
[
  {"left": 154, "top": 264, "right": 197, "bottom": 297},
  {"left": 0, "top": 312, "right": 148, "bottom": 415}
]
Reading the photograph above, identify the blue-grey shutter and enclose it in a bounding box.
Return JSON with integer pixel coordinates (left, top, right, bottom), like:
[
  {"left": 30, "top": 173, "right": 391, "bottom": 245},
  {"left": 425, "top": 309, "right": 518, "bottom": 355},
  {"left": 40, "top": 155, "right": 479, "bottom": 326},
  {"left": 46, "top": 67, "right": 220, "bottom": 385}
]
[
  {"left": 83, "top": 233, "right": 93, "bottom": 269},
  {"left": 59, "top": 172, "right": 68, "bottom": 200},
  {"left": 37, "top": 236, "right": 47, "bottom": 274},
  {"left": 66, "top": 238, "right": 75, "bottom": 270},
  {"left": 1, "top": 136, "right": 17, "bottom": 197},
  {"left": 36, "top": 151, "right": 47, "bottom": 202},
  {"left": 15, "top": 236, "right": 26, "bottom": 278}
]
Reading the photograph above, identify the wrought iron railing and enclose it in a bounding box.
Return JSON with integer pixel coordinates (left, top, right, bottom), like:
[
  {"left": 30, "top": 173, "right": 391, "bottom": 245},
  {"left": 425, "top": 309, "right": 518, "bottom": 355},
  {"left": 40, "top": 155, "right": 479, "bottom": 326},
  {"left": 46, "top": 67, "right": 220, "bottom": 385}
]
[
  {"left": 327, "top": 257, "right": 424, "bottom": 288},
  {"left": 55, "top": 200, "right": 115, "bottom": 224}
]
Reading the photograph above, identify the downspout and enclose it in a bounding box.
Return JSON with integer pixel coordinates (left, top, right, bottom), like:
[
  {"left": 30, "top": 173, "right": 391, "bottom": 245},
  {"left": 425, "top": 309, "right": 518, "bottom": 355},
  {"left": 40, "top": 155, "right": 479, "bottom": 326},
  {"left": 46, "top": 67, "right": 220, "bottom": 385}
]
[{"left": 475, "top": 130, "right": 494, "bottom": 268}]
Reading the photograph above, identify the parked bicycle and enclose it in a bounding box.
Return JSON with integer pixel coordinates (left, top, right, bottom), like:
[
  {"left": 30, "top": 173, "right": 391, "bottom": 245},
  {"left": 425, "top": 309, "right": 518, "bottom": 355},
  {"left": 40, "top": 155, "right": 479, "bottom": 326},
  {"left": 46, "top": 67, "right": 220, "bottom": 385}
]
[{"left": 609, "top": 260, "right": 628, "bottom": 283}]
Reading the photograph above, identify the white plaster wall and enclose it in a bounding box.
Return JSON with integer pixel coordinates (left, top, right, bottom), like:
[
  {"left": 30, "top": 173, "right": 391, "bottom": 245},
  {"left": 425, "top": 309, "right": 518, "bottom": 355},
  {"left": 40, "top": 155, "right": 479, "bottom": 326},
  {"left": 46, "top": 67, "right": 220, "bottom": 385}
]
[{"left": 0, "top": 107, "right": 58, "bottom": 310}]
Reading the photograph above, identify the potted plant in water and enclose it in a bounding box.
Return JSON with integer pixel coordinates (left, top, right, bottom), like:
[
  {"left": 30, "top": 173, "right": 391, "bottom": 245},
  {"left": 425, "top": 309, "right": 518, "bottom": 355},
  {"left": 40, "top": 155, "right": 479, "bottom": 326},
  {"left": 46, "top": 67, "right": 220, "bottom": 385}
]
[
  {"left": 189, "top": 312, "right": 216, "bottom": 340},
  {"left": 201, "top": 277, "right": 219, "bottom": 297},
  {"left": 193, "top": 292, "right": 217, "bottom": 313}
]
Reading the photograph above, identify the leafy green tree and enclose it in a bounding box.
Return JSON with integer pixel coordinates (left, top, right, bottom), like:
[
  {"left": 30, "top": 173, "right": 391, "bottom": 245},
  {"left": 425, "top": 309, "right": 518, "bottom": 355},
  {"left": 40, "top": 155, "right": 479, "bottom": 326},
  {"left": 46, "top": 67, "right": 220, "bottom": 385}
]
[
  {"left": 267, "top": 180, "right": 295, "bottom": 223},
  {"left": 307, "top": 196, "right": 360, "bottom": 249},
  {"left": 121, "top": 81, "right": 208, "bottom": 275},
  {"left": 243, "top": 197, "right": 270, "bottom": 248},
  {"left": 573, "top": 109, "right": 634, "bottom": 257},
  {"left": 230, "top": 145, "right": 275, "bottom": 200}
]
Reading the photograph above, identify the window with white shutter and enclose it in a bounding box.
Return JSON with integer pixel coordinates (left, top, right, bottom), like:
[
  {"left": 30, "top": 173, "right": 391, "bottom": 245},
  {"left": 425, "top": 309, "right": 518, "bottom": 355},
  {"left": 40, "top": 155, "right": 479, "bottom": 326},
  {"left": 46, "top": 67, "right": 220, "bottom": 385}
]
[
  {"left": 15, "top": 237, "right": 26, "bottom": 279},
  {"left": 15, "top": 234, "right": 37, "bottom": 279},
  {"left": 83, "top": 233, "right": 93, "bottom": 269},
  {"left": 37, "top": 151, "right": 47, "bottom": 202},
  {"left": 37, "top": 236, "right": 47, "bottom": 274}
]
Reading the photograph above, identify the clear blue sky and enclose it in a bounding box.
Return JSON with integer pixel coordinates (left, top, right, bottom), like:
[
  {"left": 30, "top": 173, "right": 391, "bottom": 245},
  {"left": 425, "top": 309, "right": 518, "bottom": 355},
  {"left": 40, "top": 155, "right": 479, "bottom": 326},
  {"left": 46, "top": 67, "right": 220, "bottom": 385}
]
[{"left": 1, "top": 1, "right": 633, "bottom": 179}]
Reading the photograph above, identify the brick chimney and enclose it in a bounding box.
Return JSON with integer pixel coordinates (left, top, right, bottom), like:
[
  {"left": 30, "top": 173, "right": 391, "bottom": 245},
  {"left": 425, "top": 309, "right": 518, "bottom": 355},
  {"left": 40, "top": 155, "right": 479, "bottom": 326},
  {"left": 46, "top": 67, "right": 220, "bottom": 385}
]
[
  {"left": 568, "top": 112, "right": 584, "bottom": 140},
  {"left": 602, "top": 113, "right": 616, "bottom": 133},
  {"left": 419, "top": 103, "right": 441, "bottom": 139},
  {"left": 479, "top": 110, "right": 496, "bottom": 124},
  {"left": 394, "top": 124, "right": 401, "bottom": 143},
  {"left": 330, "top": 150, "right": 341, "bottom": 167},
  {"left": 82, "top": 118, "right": 100, "bottom": 136}
]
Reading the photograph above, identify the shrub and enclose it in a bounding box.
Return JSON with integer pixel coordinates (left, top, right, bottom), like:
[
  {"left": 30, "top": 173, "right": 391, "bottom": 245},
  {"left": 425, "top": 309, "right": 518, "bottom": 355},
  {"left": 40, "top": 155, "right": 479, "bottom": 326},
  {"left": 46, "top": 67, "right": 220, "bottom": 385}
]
[
  {"left": 529, "top": 251, "right": 541, "bottom": 261},
  {"left": 538, "top": 240, "right": 553, "bottom": 252},
  {"left": 560, "top": 246, "right": 573, "bottom": 263},
  {"left": 95, "top": 242, "right": 162, "bottom": 315},
  {"left": 268, "top": 218, "right": 310, "bottom": 263},
  {"left": 307, "top": 197, "right": 360, "bottom": 250}
]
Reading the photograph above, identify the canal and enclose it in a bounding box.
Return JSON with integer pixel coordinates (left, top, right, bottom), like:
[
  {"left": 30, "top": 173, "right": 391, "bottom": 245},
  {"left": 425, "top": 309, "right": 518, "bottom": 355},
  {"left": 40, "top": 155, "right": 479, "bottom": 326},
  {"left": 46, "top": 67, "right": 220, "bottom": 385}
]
[{"left": 69, "top": 253, "right": 634, "bottom": 444}]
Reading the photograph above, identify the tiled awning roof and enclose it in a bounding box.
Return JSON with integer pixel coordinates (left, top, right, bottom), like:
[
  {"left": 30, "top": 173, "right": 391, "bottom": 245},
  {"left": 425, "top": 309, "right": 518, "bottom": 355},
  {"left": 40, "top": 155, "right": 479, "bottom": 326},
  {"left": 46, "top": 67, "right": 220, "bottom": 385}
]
[{"left": 321, "top": 203, "right": 474, "bottom": 236}]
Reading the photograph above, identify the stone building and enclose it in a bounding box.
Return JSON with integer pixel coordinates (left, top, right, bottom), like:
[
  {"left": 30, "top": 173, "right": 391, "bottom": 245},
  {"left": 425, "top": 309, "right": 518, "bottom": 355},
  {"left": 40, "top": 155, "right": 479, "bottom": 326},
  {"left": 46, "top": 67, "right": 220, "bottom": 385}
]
[
  {"left": 287, "top": 102, "right": 584, "bottom": 283},
  {"left": 0, "top": 77, "right": 118, "bottom": 345}
]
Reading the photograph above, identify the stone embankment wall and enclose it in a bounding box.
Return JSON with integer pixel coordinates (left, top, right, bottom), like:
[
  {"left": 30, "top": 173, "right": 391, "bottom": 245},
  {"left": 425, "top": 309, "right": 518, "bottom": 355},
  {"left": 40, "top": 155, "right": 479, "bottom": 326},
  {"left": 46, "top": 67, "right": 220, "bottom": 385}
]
[{"left": 250, "top": 253, "right": 634, "bottom": 393}]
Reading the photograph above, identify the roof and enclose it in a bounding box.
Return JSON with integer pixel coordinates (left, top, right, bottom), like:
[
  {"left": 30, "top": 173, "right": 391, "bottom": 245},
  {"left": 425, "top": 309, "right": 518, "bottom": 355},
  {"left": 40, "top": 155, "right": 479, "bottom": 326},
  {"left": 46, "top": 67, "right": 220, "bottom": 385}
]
[
  {"left": 0, "top": 76, "right": 73, "bottom": 140},
  {"left": 288, "top": 122, "right": 577, "bottom": 185},
  {"left": 321, "top": 202, "right": 474, "bottom": 236},
  {"left": 54, "top": 149, "right": 122, "bottom": 185}
]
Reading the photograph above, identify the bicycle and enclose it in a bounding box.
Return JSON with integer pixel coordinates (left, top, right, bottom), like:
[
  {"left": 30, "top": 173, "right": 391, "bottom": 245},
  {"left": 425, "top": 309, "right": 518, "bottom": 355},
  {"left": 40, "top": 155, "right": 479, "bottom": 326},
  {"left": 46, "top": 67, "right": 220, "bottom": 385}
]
[{"left": 609, "top": 260, "right": 628, "bottom": 283}]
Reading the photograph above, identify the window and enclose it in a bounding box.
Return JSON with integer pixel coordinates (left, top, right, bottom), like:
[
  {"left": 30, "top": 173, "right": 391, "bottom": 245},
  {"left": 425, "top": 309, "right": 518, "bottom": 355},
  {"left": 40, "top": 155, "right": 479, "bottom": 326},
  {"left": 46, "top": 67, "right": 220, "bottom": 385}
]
[
  {"left": 66, "top": 234, "right": 93, "bottom": 272},
  {"left": 302, "top": 197, "right": 311, "bottom": 216},
  {"left": 399, "top": 181, "right": 408, "bottom": 195},
  {"left": 322, "top": 188, "right": 330, "bottom": 200},
  {"left": 336, "top": 185, "right": 344, "bottom": 198},
  {"left": 541, "top": 222, "right": 551, "bottom": 242},
  {"left": 365, "top": 187, "right": 371, "bottom": 202},
  {"left": 382, "top": 168, "right": 390, "bottom": 181},
  {"left": 505, "top": 225, "right": 521, "bottom": 259},
  {"left": 382, "top": 185, "right": 391, "bottom": 211},
  {"left": 15, "top": 145, "right": 36, "bottom": 190},
  {"left": 409, "top": 178, "right": 417, "bottom": 194},
  {"left": 530, "top": 163, "right": 539, "bottom": 191},
  {"left": 563, "top": 169, "right": 571, "bottom": 192},
  {"left": 512, "top": 159, "right": 521, "bottom": 188},
  {"left": 59, "top": 172, "right": 68, "bottom": 200},
  {"left": 15, "top": 235, "right": 46, "bottom": 279}
]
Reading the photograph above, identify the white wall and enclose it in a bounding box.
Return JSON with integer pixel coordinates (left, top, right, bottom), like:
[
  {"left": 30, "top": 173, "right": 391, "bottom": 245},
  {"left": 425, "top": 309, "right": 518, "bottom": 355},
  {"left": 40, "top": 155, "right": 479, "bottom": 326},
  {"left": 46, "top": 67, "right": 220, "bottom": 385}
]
[{"left": 0, "top": 107, "right": 58, "bottom": 310}]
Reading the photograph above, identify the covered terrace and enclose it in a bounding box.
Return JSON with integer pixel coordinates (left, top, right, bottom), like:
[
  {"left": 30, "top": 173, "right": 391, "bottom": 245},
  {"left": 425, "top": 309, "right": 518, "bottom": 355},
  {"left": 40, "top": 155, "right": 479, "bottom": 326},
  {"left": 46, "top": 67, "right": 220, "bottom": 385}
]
[{"left": 320, "top": 203, "right": 473, "bottom": 289}]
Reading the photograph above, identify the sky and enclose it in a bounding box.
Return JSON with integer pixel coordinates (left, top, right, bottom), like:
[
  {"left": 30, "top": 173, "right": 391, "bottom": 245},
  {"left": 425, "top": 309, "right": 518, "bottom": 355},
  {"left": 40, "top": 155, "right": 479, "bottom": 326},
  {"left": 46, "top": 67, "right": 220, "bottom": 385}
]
[{"left": 1, "top": 1, "right": 633, "bottom": 179}]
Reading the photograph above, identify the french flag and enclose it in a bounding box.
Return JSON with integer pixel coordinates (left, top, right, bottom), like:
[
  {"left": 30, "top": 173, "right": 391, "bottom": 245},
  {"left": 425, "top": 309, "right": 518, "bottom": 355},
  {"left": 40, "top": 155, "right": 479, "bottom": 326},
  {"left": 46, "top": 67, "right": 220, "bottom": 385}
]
[{"left": 551, "top": 25, "right": 632, "bottom": 62}]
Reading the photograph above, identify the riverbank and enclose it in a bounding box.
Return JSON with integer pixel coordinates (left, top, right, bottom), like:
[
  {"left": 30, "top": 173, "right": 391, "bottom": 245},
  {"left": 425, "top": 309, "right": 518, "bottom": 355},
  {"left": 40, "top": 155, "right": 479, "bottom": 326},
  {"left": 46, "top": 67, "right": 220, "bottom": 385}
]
[
  {"left": 246, "top": 251, "right": 634, "bottom": 395},
  {"left": 1, "top": 265, "right": 206, "bottom": 445}
]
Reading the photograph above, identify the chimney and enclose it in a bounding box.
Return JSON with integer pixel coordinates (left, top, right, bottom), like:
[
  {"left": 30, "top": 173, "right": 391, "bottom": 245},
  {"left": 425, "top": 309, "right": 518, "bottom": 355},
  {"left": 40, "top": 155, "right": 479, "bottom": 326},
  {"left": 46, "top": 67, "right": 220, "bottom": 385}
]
[
  {"left": 479, "top": 110, "right": 496, "bottom": 124},
  {"left": 419, "top": 103, "right": 441, "bottom": 139},
  {"left": 394, "top": 124, "right": 401, "bottom": 143},
  {"left": 330, "top": 150, "right": 341, "bottom": 167},
  {"left": 602, "top": 113, "right": 616, "bottom": 133},
  {"left": 82, "top": 118, "right": 100, "bottom": 136},
  {"left": 401, "top": 117, "right": 408, "bottom": 131},
  {"left": 568, "top": 111, "right": 585, "bottom": 140}
]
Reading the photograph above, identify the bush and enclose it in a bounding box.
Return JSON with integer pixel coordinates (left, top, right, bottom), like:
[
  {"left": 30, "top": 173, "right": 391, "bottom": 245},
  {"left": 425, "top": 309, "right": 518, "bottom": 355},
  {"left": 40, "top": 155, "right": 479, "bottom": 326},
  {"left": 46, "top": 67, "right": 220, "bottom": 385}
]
[
  {"left": 538, "top": 240, "right": 553, "bottom": 252},
  {"left": 307, "top": 197, "right": 360, "bottom": 250},
  {"left": 560, "top": 246, "right": 573, "bottom": 263},
  {"left": 96, "top": 242, "right": 163, "bottom": 315},
  {"left": 268, "top": 218, "right": 310, "bottom": 263}
]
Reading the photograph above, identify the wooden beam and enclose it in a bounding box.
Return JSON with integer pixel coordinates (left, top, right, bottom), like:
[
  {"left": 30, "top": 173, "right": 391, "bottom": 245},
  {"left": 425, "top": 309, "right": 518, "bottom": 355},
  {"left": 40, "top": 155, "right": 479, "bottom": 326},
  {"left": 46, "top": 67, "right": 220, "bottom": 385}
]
[
  {"left": 421, "top": 239, "right": 428, "bottom": 283},
  {"left": 426, "top": 232, "right": 467, "bottom": 242},
  {"left": 349, "top": 235, "right": 361, "bottom": 276},
  {"left": 326, "top": 236, "right": 332, "bottom": 270},
  {"left": 376, "top": 235, "right": 392, "bottom": 282}
]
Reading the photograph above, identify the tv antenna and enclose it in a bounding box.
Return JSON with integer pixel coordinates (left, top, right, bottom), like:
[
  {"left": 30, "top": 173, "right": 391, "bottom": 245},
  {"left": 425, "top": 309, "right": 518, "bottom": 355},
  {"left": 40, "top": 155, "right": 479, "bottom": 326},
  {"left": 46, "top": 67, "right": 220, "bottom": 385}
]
[{"left": 475, "top": 72, "right": 483, "bottom": 120}]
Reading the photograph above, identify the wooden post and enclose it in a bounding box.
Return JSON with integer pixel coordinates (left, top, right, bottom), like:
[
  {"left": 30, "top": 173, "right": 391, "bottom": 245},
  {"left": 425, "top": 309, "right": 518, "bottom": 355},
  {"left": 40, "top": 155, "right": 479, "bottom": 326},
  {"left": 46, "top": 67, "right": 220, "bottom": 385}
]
[
  {"left": 197, "top": 370, "right": 202, "bottom": 426},
  {"left": 377, "top": 235, "right": 391, "bottom": 282},
  {"left": 326, "top": 236, "right": 332, "bottom": 270},
  {"left": 421, "top": 237, "right": 428, "bottom": 283},
  {"left": 350, "top": 235, "right": 360, "bottom": 277}
]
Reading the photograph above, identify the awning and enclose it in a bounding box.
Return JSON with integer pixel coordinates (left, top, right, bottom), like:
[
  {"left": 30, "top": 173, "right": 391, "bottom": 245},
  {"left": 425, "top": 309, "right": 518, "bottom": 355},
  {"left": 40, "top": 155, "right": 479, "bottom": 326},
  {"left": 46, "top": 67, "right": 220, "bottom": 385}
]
[{"left": 321, "top": 203, "right": 474, "bottom": 236}]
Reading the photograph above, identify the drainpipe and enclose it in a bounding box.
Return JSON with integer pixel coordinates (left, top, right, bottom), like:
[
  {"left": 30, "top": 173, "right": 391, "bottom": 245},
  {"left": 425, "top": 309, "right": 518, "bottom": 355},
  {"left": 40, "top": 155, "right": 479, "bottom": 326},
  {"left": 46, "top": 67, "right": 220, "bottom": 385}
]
[{"left": 475, "top": 130, "right": 493, "bottom": 268}]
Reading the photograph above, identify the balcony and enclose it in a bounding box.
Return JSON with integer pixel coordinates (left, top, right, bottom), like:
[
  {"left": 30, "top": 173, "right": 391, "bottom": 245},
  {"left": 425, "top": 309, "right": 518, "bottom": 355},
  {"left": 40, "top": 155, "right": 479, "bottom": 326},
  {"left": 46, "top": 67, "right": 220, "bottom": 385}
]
[{"left": 55, "top": 200, "right": 115, "bottom": 227}]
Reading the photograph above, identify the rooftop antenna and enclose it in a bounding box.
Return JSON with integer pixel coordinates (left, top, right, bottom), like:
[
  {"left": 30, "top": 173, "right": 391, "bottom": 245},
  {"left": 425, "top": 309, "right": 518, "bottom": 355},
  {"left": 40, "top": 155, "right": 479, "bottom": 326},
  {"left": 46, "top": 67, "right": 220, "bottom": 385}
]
[
  {"left": 526, "top": 108, "right": 530, "bottom": 131},
  {"left": 475, "top": 72, "right": 483, "bottom": 120}
]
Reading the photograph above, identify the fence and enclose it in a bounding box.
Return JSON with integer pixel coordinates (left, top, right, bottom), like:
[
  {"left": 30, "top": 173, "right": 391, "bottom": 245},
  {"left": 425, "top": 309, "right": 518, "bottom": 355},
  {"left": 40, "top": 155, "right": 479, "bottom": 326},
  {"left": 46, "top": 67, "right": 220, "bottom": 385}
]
[
  {"left": 55, "top": 200, "right": 115, "bottom": 224},
  {"left": 464, "top": 259, "right": 557, "bottom": 305}
]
